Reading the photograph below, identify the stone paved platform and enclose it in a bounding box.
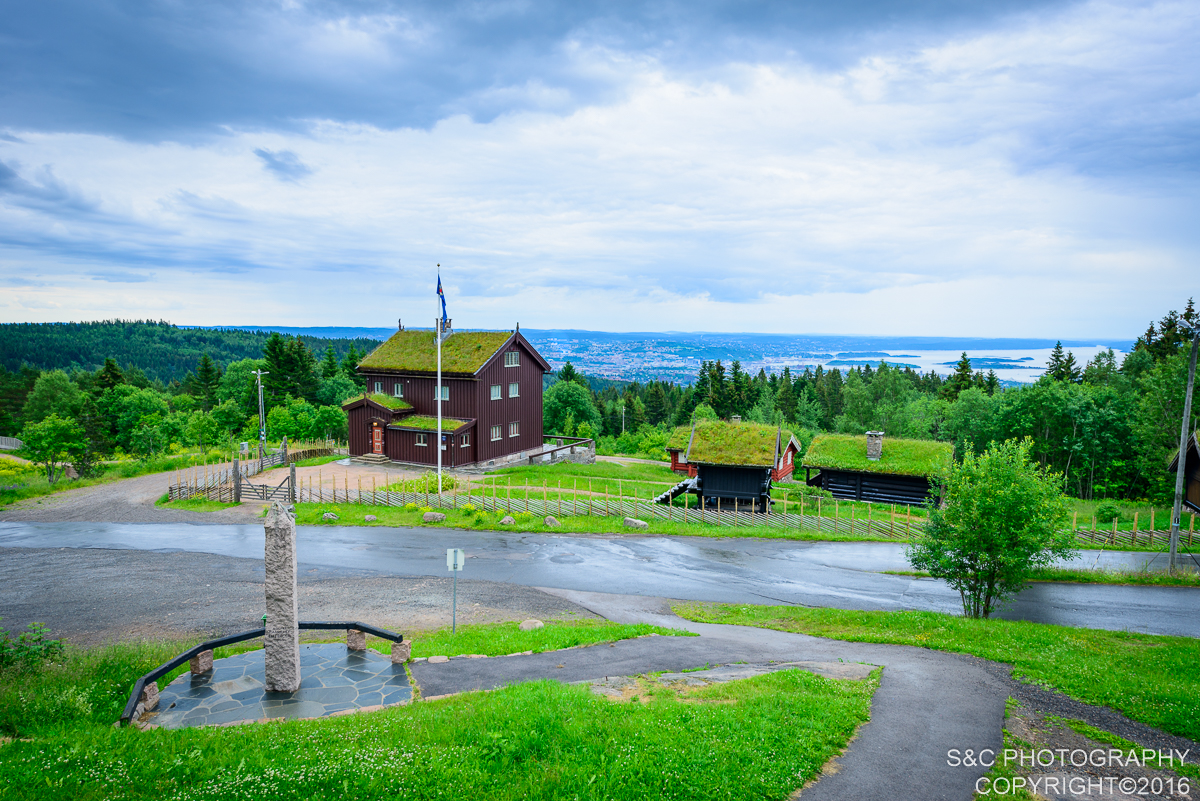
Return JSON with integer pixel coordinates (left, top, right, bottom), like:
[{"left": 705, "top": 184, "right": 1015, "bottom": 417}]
[{"left": 148, "top": 643, "right": 411, "bottom": 729}]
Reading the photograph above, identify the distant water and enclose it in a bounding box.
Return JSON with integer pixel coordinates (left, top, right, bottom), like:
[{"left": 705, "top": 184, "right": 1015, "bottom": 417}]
[{"left": 194, "top": 326, "right": 1132, "bottom": 385}]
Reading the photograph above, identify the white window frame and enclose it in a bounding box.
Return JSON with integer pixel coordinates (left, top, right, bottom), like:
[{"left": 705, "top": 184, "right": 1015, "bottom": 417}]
[
  {"left": 508, "top": 381, "right": 519, "bottom": 398},
  {"left": 393, "top": 382, "right": 404, "bottom": 398},
  {"left": 374, "top": 381, "right": 383, "bottom": 394},
  {"left": 415, "top": 433, "right": 428, "bottom": 447},
  {"left": 490, "top": 384, "right": 502, "bottom": 401},
  {"left": 434, "top": 385, "right": 449, "bottom": 401},
  {"left": 490, "top": 424, "right": 502, "bottom": 442},
  {"left": 461, "top": 433, "right": 471, "bottom": 446},
  {"left": 504, "top": 351, "right": 519, "bottom": 368},
  {"left": 508, "top": 421, "right": 520, "bottom": 438}
]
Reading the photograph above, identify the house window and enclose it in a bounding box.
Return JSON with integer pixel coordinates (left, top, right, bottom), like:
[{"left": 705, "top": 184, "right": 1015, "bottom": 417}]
[
  {"left": 490, "top": 425, "right": 502, "bottom": 441},
  {"left": 490, "top": 384, "right": 502, "bottom": 401},
  {"left": 415, "top": 433, "right": 428, "bottom": 447},
  {"left": 504, "top": 351, "right": 519, "bottom": 368},
  {"left": 434, "top": 385, "right": 449, "bottom": 401},
  {"left": 509, "top": 421, "right": 520, "bottom": 438},
  {"left": 508, "top": 381, "right": 519, "bottom": 398},
  {"left": 461, "top": 433, "right": 471, "bottom": 446},
  {"left": 374, "top": 381, "right": 382, "bottom": 393},
  {"left": 787, "top": 451, "right": 792, "bottom": 464},
  {"left": 393, "top": 383, "right": 404, "bottom": 398}
]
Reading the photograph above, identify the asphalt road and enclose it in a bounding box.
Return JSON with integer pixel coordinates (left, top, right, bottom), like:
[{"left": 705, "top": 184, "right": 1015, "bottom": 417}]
[{"left": 3, "top": 521, "right": 1197, "bottom": 637}]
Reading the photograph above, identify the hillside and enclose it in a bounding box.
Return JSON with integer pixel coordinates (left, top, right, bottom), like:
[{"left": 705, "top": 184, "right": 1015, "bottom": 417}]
[{"left": 0, "top": 321, "right": 382, "bottom": 383}]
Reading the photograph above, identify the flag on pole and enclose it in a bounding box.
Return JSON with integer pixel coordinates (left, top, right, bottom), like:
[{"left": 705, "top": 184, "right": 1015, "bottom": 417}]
[{"left": 437, "top": 274, "right": 448, "bottom": 328}]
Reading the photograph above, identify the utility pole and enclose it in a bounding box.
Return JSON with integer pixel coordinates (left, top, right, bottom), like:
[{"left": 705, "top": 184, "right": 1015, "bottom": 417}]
[
  {"left": 1169, "top": 331, "right": 1199, "bottom": 574},
  {"left": 436, "top": 266, "right": 444, "bottom": 495},
  {"left": 252, "top": 369, "right": 269, "bottom": 470}
]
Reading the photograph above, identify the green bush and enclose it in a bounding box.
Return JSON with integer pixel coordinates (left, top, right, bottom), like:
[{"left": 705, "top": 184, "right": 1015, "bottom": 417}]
[
  {"left": 1095, "top": 501, "right": 1121, "bottom": 524},
  {"left": 0, "top": 619, "right": 64, "bottom": 672}
]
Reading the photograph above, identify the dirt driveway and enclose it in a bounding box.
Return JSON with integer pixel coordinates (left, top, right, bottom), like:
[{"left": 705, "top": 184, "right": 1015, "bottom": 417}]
[{"left": 0, "top": 460, "right": 447, "bottom": 524}]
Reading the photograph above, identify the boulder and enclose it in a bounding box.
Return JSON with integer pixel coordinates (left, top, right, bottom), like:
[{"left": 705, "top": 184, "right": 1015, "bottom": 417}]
[
  {"left": 544, "top": 515, "right": 560, "bottom": 527},
  {"left": 321, "top": 512, "right": 339, "bottom": 521},
  {"left": 623, "top": 517, "right": 649, "bottom": 530},
  {"left": 427, "top": 655, "right": 450, "bottom": 664},
  {"left": 499, "top": 515, "right": 516, "bottom": 525},
  {"left": 364, "top": 514, "right": 377, "bottom": 522},
  {"left": 390, "top": 640, "right": 411, "bottom": 664},
  {"left": 422, "top": 511, "right": 447, "bottom": 523},
  {"left": 518, "top": 619, "right": 544, "bottom": 631}
]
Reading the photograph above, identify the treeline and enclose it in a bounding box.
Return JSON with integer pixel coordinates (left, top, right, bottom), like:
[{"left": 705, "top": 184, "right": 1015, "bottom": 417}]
[
  {"left": 5, "top": 331, "right": 366, "bottom": 480},
  {"left": 0, "top": 320, "right": 381, "bottom": 383},
  {"left": 544, "top": 300, "right": 1198, "bottom": 504}
]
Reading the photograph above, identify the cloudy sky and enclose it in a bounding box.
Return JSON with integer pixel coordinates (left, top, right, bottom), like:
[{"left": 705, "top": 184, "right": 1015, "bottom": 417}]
[{"left": 1, "top": 0, "right": 1196, "bottom": 337}]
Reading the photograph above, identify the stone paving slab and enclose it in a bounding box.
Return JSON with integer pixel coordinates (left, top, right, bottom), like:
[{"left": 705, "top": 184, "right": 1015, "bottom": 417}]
[{"left": 148, "top": 643, "right": 411, "bottom": 729}]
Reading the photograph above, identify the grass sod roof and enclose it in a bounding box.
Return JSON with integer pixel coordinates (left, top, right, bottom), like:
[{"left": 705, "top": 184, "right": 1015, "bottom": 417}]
[
  {"left": 341, "top": 393, "right": 414, "bottom": 411},
  {"left": 802, "top": 434, "right": 953, "bottom": 478},
  {"left": 357, "top": 330, "right": 514, "bottom": 375},
  {"left": 683, "top": 421, "right": 794, "bottom": 467},
  {"left": 388, "top": 415, "right": 472, "bottom": 432}
]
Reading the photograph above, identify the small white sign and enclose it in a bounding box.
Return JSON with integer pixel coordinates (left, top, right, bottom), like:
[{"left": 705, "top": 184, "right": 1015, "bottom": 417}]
[{"left": 446, "top": 548, "right": 465, "bottom": 572}]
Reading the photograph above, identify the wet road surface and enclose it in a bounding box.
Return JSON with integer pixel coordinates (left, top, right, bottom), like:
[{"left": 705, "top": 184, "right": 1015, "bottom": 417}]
[{"left": 1, "top": 522, "right": 1196, "bottom": 637}]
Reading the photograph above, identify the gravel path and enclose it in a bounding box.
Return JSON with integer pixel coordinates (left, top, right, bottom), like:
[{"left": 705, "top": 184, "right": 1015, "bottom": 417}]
[{"left": 0, "top": 546, "right": 599, "bottom": 647}]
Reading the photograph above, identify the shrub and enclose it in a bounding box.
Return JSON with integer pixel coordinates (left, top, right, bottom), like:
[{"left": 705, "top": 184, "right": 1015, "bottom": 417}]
[
  {"left": 0, "top": 619, "right": 65, "bottom": 672},
  {"left": 1095, "top": 501, "right": 1121, "bottom": 524}
]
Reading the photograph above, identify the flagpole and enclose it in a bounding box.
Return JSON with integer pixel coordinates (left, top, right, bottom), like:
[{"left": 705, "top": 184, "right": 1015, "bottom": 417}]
[{"left": 436, "top": 269, "right": 443, "bottom": 495}]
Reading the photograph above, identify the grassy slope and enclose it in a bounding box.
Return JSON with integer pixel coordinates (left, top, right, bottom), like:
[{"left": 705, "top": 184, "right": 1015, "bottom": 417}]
[
  {"left": 0, "top": 670, "right": 874, "bottom": 801},
  {"left": 673, "top": 602, "right": 1200, "bottom": 741},
  {"left": 153, "top": 494, "right": 239, "bottom": 513},
  {"left": 0, "top": 453, "right": 239, "bottom": 507},
  {"left": 884, "top": 567, "right": 1200, "bottom": 587}
]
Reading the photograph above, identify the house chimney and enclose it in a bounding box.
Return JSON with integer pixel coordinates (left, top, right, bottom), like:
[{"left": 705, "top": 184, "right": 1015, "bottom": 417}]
[
  {"left": 731, "top": 415, "right": 742, "bottom": 423},
  {"left": 866, "top": 431, "right": 884, "bottom": 461}
]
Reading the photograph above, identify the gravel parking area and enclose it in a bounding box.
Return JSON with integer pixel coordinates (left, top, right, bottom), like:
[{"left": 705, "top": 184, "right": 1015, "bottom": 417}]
[{"left": 0, "top": 546, "right": 599, "bottom": 647}]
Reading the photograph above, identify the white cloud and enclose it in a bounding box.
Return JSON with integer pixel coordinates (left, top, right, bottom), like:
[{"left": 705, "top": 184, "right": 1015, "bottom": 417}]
[{"left": 0, "top": 0, "right": 1196, "bottom": 337}]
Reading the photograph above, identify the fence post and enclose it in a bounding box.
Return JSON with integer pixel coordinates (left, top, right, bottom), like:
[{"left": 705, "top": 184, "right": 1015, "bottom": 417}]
[
  {"left": 289, "top": 463, "right": 297, "bottom": 504},
  {"left": 233, "top": 459, "right": 241, "bottom": 503}
]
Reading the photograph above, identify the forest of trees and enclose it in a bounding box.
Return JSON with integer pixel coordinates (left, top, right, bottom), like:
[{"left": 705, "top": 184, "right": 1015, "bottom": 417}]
[
  {"left": 3, "top": 331, "right": 368, "bottom": 478},
  {"left": 0, "top": 320, "right": 380, "bottom": 383},
  {"left": 543, "top": 300, "right": 1198, "bottom": 505}
]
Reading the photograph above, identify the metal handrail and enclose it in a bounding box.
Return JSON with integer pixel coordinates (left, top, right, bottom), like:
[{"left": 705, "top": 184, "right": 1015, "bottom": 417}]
[{"left": 119, "top": 621, "right": 404, "bottom": 726}]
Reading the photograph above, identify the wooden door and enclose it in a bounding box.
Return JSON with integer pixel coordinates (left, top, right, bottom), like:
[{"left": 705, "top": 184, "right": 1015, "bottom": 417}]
[{"left": 372, "top": 426, "right": 383, "bottom": 455}]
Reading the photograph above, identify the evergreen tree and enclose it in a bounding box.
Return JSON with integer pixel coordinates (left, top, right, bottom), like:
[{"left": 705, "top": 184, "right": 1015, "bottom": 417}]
[
  {"left": 320, "top": 345, "right": 340, "bottom": 379},
  {"left": 644, "top": 382, "right": 668, "bottom": 425},
  {"left": 195, "top": 354, "right": 220, "bottom": 410},
  {"left": 984, "top": 370, "right": 1000, "bottom": 395},
  {"left": 707, "top": 361, "right": 729, "bottom": 418},
  {"left": 95, "top": 358, "right": 125, "bottom": 391},
  {"left": 558, "top": 361, "right": 587, "bottom": 387},
  {"left": 775, "top": 366, "right": 797, "bottom": 423},
  {"left": 942, "top": 352, "right": 977, "bottom": 400},
  {"left": 1046, "top": 342, "right": 1066, "bottom": 380}
]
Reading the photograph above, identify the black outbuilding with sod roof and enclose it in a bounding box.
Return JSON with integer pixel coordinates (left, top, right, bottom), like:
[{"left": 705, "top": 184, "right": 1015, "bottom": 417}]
[{"left": 802, "top": 432, "right": 952, "bottom": 506}]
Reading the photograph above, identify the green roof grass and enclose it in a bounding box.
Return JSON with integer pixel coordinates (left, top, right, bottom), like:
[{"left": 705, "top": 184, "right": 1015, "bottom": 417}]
[
  {"left": 342, "top": 393, "right": 414, "bottom": 411},
  {"left": 802, "top": 434, "right": 952, "bottom": 477},
  {"left": 666, "top": 426, "right": 690, "bottom": 451},
  {"left": 686, "top": 421, "right": 789, "bottom": 467},
  {"left": 389, "top": 415, "right": 471, "bottom": 432},
  {"left": 358, "top": 330, "right": 514, "bottom": 375}
]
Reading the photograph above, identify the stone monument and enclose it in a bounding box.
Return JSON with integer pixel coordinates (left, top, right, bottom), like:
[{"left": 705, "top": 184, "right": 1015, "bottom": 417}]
[{"left": 263, "top": 502, "right": 301, "bottom": 692}]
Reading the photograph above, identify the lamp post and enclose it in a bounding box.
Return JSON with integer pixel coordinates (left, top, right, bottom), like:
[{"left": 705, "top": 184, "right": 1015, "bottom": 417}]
[
  {"left": 252, "top": 369, "right": 269, "bottom": 470},
  {"left": 1169, "top": 331, "right": 1199, "bottom": 574}
]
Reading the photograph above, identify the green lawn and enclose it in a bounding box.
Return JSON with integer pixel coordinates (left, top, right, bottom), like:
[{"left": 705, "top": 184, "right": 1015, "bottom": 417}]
[
  {"left": 290, "top": 454, "right": 345, "bottom": 468},
  {"left": 400, "top": 619, "right": 690, "bottom": 658},
  {"left": 882, "top": 566, "right": 1200, "bottom": 587},
  {"left": 672, "top": 602, "right": 1200, "bottom": 741},
  {"left": 293, "top": 501, "right": 900, "bottom": 543},
  {"left": 153, "top": 494, "right": 240, "bottom": 513}
]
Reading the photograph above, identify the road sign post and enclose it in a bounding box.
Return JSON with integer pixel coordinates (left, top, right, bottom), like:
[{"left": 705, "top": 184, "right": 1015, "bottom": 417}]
[{"left": 446, "top": 548, "right": 465, "bottom": 634}]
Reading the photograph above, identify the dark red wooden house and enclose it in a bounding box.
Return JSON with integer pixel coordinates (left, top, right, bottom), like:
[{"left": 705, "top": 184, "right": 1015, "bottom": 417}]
[{"left": 343, "top": 327, "right": 551, "bottom": 468}]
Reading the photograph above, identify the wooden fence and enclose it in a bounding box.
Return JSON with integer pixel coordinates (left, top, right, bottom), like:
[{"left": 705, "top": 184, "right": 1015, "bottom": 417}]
[
  {"left": 169, "top": 463, "right": 1199, "bottom": 548},
  {"left": 166, "top": 444, "right": 344, "bottom": 502}
]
